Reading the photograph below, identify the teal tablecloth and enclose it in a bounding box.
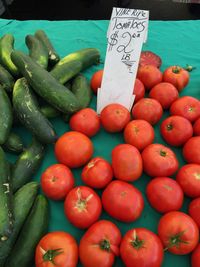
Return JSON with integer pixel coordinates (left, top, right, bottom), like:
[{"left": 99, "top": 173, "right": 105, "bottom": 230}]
[{"left": 1, "top": 18, "right": 200, "bottom": 266}]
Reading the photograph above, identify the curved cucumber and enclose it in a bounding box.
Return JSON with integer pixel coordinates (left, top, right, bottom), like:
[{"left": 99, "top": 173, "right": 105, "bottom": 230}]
[
  {"left": 3, "top": 132, "right": 24, "bottom": 154},
  {"left": 0, "top": 64, "right": 15, "bottom": 93}
]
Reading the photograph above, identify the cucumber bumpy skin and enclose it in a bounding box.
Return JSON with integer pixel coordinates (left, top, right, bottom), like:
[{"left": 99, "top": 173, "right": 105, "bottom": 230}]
[{"left": 0, "top": 64, "right": 15, "bottom": 93}]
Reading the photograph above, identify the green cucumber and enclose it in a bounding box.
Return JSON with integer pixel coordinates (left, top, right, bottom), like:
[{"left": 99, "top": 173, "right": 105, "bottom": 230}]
[
  {"left": 0, "top": 182, "right": 39, "bottom": 266},
  {"left": 0, "top": 34, "right": 19, "bottom": 76},
  {"left": 0, "top": 85, "right": 13, "bottom": 145},
  {"left": 12, "top": 137, "right": 45, "bottom": 192},
  {"left": 11, "top": 50, "right": 80, "bottom": 113},
  {"left": 40, "top": 104, "right": 60, "bottom": 118},
  {"left": 6, "top": 194, "right": 49, "bottom": 267},
  {"left": 34, "top": 29, "right": 60, "bottom": 65},
  {"left": 25, "top": 34, "right": 48, "bottom": 69},
  {"left": 50, "top": 48, "right": 100, "bottom": 85},
  {"left": 0, "top": 64, "right": 15, "bottom": 93},
  {"left": 0, "top": 147, "right": 13, "bottom": 245},
  {"left": 3, "top": 132, "right": 24, "bottom": 154},
  {"left": 13, "top": 78, "right": 57, "bottom": 144}
]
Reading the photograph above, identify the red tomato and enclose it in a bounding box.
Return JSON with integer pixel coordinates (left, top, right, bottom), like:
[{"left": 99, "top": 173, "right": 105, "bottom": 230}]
[
  {"left": 64, "top": 186, "right": 102, "bottom": 229},
  {"left": 146, "top": 177, "right": 184, "bottom": 213},
  {"left": 183, "top": 137, "right": 200, "bottom": 164},
  {"left": 81, "top": 157, "right": 113, "bottom": 189},
  {"left": 90, "top": 69, "right": 103, "bottom": 94},
  {"left": 35, "top": 231, "right": 78, "bottom": 267},
  {"left": 158, "top": 211, "right": 199, "bottom": 255},
  {"left": 41, "top": 164, "right": 74, "bottom": 201},
  {"left": 102, "top": 180, "right": 144, "bottom": 223},
  {"left": 55, "top": 131, "right": 93, "bottom": 168},
  {"left": 193, "top": 117, "right": 200, "bottom": 136},
  {"left": 160, "top": 115, "right": 193, "bottom": 147},
  {"left": 170, "top": 96, "right": 200, "bottom": 123},
  {"left": 111, "top": 144, "right": 143, "bottom": 182},
  {"left": 192, "top": 243, "right": 200, "bottom": 267},
  {"left": 149, "top": 82, "right": 179, "bottom": 109},
  {"left": 176, "top": 164, "right": 200, "bottom": 198},
  {"left": 79, "top": 220, "right": 121, "bottom": 267},
  {"left": 137, "top": 65, "right": 163, "bottom": 90},
  {"left": 132, "top": 98, "right": 163, "bottom": 125},
  {"left": 120, "top": 228, "right": 164, "bottom": 267},
  {"left": 133, "top": 78, "right": 145, "bottom": 103},
  {"left": 142, "top": 143, "right": 179, "bottom": 177},
  {"left": 100, "top": 103, "right": 131, "bottom": 133},
  {"left": 69, "top": 108, "right": 100, "bottom": 137},
  {"left": 189, "top": 198, "right": 200, "bottom": 228},
  {"left": 123, "top": 119, "right": 155, "bottom": 151},
  {"left": 163, "top": 65, "right": 189, "bottom": 92}
]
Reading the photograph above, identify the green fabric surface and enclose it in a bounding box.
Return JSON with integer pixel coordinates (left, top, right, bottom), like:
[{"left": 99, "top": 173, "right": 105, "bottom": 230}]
[{"left": 1, "top": 18, "right": 200, "bottom": 266}]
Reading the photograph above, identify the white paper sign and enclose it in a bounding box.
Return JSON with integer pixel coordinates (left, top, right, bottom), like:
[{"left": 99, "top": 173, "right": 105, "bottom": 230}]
[{"left": 97, "top": 7, "right": 149, "bottom": 114}]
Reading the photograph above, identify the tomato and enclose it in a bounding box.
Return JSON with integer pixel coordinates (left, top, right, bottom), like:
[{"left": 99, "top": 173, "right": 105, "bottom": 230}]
[
  {"left": 81, "top": 157, "right": 113, "bottom": 189},
  {"left": 90, "top": 69, "right": 103, "bottom": 94},
  {"left": 149, "top": 82, "right": 179, "bottom": 109},
  {"left": 160, "top": 115, "right": 193, "bottom": 147},
  {"left": 132, "top": 98, "right": 163, "bottom": 125},
  {"left": 69, "top": 108, "right": 100, "bottom": 137},
  {"left": 163, "top": 65, "right": 189, "bottom": 92},
  {"left": 111, "top": 144, "right": 143, "bottom": 182},
  {"left": 141, "top": 143, "right": 179, "bottom": 177},
  {"left": 102, "top": 180, "right": 144, "bottom": 222},
  {"left": 55, "top": 131, "right": 93, "bottom": 168},
  {"left": 133, "top": 78, "right": 145, "bottom": 103},
  {"left": 193, "top": 117, "right": 200, "bottom": 136},
  {"left": 137, "top": 65, "right": 163, "bottom": 90},
  {"left": 64, "top": 186, "right": 102, "bottom": 229},
  {"left": 176, "top": 164, "right": 200, "bottom": 198},
  {"left": 183, "top": 136, "right": 200, "bottom": 164},
  {"left": 41, "top": 164, "right": 74, "bottom": 201},
  {"left": 35, "top": 231, "right": 78, "bottom": 267},
  {"left": 123, "top": 119, "right": 155, "bottom": 151},
  {"left": 79, "top": 220, "right": 121, "bottom": 267},
  {"left": 157, "top": 211, "right": 199, "bottom": 255},
  {"left": 100, "top": 103, "right": 131, "bottom": 133},
  {"left": 189, "top": 198, "right": 200, "bottom": 228},
  {"left": 146, "top": 177, "right": 184, "bottom": 213},
  {"left": 191, "top": 243, "right": 200, "bottom": 267},
  {"left": 170, "top": 96, "right": 200, "bottom": 123},
  {"left": 120, "top": 228, "right": 164, "bottom": 267}
]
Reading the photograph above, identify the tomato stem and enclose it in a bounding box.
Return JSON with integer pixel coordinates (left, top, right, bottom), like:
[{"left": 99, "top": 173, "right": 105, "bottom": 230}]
[
  {"left": 131, "top": 230, "right": 144, "bottom": 250},
  {"left": 43, "top": 248, "right": 63, "bottom": 264},
  {"left": 164, "top": 231, "right": 188, "bottom": 251},
  {"left": 172, "top": 66, "right": 181, "bottom": 74},
  {"left": 99, "top": 239, "right": 110, "bottom": 251},
  {"left": 160, "top": 150, "right": 167, "bottom": 157},
  {"left": 184, "top": 64, "right": 196, "bottom": 72},
  {"left": 166, "top": 124, "right": 173, "bottom": 131}
]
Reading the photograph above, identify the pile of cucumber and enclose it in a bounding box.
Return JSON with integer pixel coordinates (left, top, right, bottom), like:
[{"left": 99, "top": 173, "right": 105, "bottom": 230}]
[{"left": 0, "top": 29, "right": 100, "bottom": 267}]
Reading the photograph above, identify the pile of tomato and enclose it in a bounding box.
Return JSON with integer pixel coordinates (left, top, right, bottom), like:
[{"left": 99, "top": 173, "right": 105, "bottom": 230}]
[{"left": 35, "top": 55, "right": 200, "bottom": 267}]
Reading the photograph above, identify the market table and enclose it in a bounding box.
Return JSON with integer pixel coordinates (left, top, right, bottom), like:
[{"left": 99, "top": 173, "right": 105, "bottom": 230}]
[{"left": 1, "top": 18, "right": 200, "bottom": 266}]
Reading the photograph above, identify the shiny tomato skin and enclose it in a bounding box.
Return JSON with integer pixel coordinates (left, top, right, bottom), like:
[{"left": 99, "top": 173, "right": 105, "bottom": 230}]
[
  {"left": 111, "top": 144, "right": 143, "bottom": 182},
  {"left": 133, "top": 78, "right": 145, "bottom": 103},
  {"left": 146, "top": 177, "right": 184, "bottom": 213},
  {"left": 160, "top": 115, "right": 193, "bottom": 147},
  {"left": 193, "top": 117, "right": 200, "bottom": 136},
  {"left": 120, "top": 228, "right": 164, "bottom": 267},
  {"left": 69, "top": 108, "right": 100, "bottom": 137},
  {"left": 102, "top": 180, "right": 144, "bottom": 223},
  {"left": 35, "top": 231, "right": 78, "bottom": 267},
  {"left": 189, "top": 198, "right": 200, "bottom": 228},
  {"left": 55, "top": 131, "right": 93, "bottom": 168},
  {"left": 81, "top": 157, "right": 113, "bottom": 189},
  {"left": 141, "top": 143, "right": 179, "bottom": 177},
  {"left": 137, "top": 65, "right": 163, "bottom": 90},
  {"left": 90, "top": 69, "right": 103, "bottom": 94},
  {"left": 158, "top": 211, "right": 199, "bottom": 255},
  {"left": 176, "top": 164, "right": 200, "bottom": 198},
  {"left": 149, "top": 82, "right": 179, "bottom": 109},
  {"left": 124, "top": 119, "right": 155, "bottom": 151},
  {"left": 79, "top": 220, "right": 121, "bottom": 267},
  {"left": 191, "top": 243, "right": 200, "bottom": 267},
  {"left": 132, "top": 98, "right": 163, "bottom": 125},
  {"left": 41, "top": 164, "right": 74, "bottom": 201},
  {"left": 183, "top": 137, "right": 200, "bottom": 164},
  {"left": 64, "top": 186, "right": 102, "bottom": 229},
  {"left": 163, "top": 65, "right": 189, "bottom": 92}
]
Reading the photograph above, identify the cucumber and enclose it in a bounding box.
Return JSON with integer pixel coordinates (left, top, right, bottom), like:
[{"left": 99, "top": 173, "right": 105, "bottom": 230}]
[
  {"left": 11, "top": 51, "right": 80, "bottom": 113},
  {"left": 0, "top": 147, "right": 13, "bottom": 245},
  {"left": 12, "top": 137, "right": 45, "bottom": 192},
  {"left": 13, "top": 78, "right": 57, "bottom": 144},
  {"left": 50, "top": 48, "right": 100, "bottom": 84},
  {"left": 25, "top": 34, "right": 48, "bottom": 69},
  {"left": 40, "top": 104, "right": 60, "bottom": 119},
  {"left": 0, "top": 85, "right": 13, "bottom": 145},
  {"left": 0, "top": 182, "right": 39, "bottom": 266},
  {"left": 6, "top": 194, "right": 49, "bottom": 267},
  {"left": 71, "top": 74, "right": 92, "bottom": 108},
  {"left": 3, "top": 132, "right": 24, "bottom": 154},
  {"left": 34, "top": 29, "right": 60, "bottom": 65},
  {"left": 0, "top": 64, "right": 15, "bottom": 93},
  {"left": 0, "top": 34, "right": 19, "bottom": 76}
]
